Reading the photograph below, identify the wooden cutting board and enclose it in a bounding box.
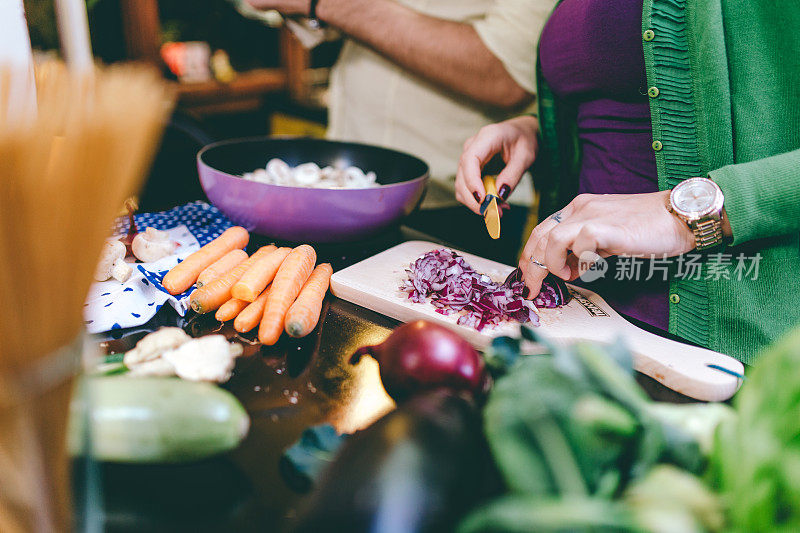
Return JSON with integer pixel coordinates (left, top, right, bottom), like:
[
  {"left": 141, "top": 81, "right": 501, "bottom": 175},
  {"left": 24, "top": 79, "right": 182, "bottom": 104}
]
[{"left": 330, "top": 241, "right": 743, "bottom": 401}]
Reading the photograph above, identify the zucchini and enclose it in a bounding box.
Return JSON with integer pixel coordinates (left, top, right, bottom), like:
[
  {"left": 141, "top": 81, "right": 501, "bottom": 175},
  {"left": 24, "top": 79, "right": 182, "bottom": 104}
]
[{"left": 68, "top": 376, "right": 249, "bottom": 463}]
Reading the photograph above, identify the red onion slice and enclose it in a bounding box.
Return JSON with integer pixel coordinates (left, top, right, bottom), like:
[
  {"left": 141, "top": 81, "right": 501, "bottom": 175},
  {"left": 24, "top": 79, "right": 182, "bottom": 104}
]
[{"left": 400, "top": 249, "right": 570, "bottom": 332}]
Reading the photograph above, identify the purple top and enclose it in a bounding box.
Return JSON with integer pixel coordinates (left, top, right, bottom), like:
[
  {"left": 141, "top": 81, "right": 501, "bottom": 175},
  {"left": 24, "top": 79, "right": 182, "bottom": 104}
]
[{"left": 539, "top": 0, "right": 668, "bottom": 330}]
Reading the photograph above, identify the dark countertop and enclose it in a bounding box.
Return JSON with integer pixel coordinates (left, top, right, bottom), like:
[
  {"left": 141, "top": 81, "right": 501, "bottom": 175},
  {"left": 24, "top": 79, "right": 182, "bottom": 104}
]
[{"left": 75, "top": 207, "right": 692, "bottom": 532}]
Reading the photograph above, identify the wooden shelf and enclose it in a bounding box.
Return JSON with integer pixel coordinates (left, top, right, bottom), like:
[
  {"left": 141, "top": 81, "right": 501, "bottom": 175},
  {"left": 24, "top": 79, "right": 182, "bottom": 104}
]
[
  {"left": 176, "top": 68, "right": 287, "bottom": 104},
  {"left": 118, "top": 1, "right": 312, "bottom": 116}
]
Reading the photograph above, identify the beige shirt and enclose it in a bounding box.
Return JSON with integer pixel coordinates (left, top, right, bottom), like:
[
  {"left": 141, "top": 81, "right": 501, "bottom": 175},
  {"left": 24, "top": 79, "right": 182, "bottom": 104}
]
[{"left": 327, "top": 0, "right": 555, "bottom": 207}]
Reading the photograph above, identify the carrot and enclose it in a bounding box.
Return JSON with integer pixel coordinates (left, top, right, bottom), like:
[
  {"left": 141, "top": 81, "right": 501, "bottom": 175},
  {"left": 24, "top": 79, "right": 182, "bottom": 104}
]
[
  {"left": 162, "top": 226, "right": 250, "bottom": 295},
  {"left": 284, "top": 263, "right": 333, "bottom": 338},
  {"left": 231, "top": 247, "right": 292, "bottom": 302},
  {"left": 197, "top": 249, "right": 248, "bottom": 288},
  {"left": 258, "top": 245, "right": 317, "bottom": 345},
  {"left": 215, "top": 298, "right": 249, "bottom": 322},
  {"left": 234, "top": 288, "right": 271, "bottom": 333},
  {"left": 190, "top": 246, "right": 273, "bottom": 314}
]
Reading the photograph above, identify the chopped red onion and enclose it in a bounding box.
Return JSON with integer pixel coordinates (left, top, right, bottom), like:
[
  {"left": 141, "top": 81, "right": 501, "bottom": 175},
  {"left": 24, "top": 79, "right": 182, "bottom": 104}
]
[{"left": 400, "top": 248, "right": 570, "bottom": 332}]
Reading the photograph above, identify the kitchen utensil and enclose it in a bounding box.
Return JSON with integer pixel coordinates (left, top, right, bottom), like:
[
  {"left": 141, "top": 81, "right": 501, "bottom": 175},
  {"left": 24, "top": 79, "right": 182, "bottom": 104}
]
[
  {"left": 330, "top": 241, "right": 744, "bottom": 402},
  {"left": 481, "top": 175, "right": 500, "bottom": 239},
  {"left": 197, "top": 137, "right": 429, "bottom": 243}
]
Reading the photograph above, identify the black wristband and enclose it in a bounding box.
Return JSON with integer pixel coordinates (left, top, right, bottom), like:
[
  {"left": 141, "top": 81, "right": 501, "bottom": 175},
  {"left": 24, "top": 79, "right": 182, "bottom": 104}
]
[{"left": 309, "top": 0, "right": 321, "bottom": 29}]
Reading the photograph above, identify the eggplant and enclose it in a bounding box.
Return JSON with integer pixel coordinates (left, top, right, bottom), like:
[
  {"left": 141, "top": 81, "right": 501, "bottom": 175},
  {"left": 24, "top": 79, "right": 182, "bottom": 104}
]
[{"left": 290, "top": 390, "right": 497, "bottom": 533}]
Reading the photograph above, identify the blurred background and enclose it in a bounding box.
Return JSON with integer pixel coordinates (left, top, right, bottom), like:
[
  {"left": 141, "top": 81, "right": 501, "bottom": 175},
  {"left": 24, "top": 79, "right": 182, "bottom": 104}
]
[{"left": 25, "top": 0, "right": 339, "bottom": 211}]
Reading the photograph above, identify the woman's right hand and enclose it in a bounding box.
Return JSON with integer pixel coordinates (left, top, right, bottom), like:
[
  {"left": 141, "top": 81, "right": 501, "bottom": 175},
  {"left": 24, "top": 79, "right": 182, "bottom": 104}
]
[{"left": 455, "top": 115, "right": 540, "bottom": 214}]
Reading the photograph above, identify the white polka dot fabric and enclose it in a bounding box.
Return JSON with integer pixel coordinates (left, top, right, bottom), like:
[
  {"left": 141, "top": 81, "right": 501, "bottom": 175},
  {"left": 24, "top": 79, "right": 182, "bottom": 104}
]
[{"left": 84, "top": 202, "right": 235, "bottom": 333}]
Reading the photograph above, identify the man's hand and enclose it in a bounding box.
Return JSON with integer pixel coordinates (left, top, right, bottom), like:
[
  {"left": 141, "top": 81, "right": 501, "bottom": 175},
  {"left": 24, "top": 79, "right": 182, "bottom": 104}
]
[
  {"left": 519, "top": 191, "right": 697, "bottom": 297},
  {"left": 245, "top": 0, "right": 309, "bottom": 16},
  {"left": 455, "top": 115, "right": 539, "bottom": 214}
]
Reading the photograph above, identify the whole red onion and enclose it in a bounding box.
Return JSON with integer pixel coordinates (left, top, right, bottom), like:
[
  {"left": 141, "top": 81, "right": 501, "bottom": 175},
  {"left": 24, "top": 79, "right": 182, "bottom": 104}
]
[{"left": 350, "top": 320, "right": 488, "bottom": 403}]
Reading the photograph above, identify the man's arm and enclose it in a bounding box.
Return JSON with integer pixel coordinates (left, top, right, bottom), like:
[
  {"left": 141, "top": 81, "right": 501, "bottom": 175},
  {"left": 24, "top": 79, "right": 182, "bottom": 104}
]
[{"left": 246, "top": 0, "right": 532, "bottom": 108}]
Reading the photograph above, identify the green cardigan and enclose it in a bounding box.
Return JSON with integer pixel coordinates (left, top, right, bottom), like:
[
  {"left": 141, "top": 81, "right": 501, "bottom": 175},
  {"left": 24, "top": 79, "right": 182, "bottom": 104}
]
[{"left": 534, "top": 0, "right": 800, "bottom": 364}]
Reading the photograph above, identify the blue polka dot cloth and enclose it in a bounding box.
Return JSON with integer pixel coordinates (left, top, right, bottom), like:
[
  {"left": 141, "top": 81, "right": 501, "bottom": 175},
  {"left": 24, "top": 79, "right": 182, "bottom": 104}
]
[{"left": 84, "top": 201, "right": 235, "bottom": 333}]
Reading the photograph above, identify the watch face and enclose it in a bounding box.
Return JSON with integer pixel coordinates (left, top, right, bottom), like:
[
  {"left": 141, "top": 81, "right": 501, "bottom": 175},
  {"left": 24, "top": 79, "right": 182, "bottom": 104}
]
[{"left": 671, "top": 178, "right": 721, "bottom": 217}]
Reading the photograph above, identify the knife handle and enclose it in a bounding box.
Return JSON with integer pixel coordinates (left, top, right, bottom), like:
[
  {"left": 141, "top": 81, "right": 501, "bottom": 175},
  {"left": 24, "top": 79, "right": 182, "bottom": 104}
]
[{"left": 483, "top": 175, "right": 498, "bottom": 197}]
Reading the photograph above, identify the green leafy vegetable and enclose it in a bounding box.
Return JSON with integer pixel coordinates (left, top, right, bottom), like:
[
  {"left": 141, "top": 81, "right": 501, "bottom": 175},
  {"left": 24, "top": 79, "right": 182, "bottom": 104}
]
[
  {"left": 482, "top": 335, "right": 523, "bottom": 376},
  {"left": 624, "top": 465, "right": 724, "bottom": 533},
  {"left": 459, "top": 496, "right": 636, "bottom": 533},
  {"left": 484, "top": 339, "right": 705, "bottom": 497},
  {"left": 710, "top": 326, "right": 800, "bottom": 531},
  {"left": 280, "top": 424, "right": 349, "bottom": 493},
  {"left": 647, "top": 403, "right": 733, "bottom": 456},
  {"left": 93, "top": 353, "right": 129, "bottom": 376},
  {"left": 467, "top": 331, "right": 730, "bottom": 532}
]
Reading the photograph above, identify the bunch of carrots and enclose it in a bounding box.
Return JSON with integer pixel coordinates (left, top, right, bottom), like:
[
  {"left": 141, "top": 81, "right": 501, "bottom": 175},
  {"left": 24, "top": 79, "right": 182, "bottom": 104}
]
[{"left": 162, "top": 226, "right": 332, "bottom": 345}]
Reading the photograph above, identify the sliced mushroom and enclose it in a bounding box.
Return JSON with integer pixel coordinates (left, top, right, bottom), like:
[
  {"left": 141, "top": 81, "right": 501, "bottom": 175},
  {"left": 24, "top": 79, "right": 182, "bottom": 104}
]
[
  {"left": 266, "top": 158, "right": 293, "bottom": 184},
  {"left": 292, "top": 162, "right": 322, "bottom": 185}
]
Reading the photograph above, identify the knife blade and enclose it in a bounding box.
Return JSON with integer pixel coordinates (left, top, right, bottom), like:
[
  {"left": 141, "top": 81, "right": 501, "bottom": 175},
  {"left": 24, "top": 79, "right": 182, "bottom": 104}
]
[{"left": 481, "top": 175, "right": 501, "bottom": 239}]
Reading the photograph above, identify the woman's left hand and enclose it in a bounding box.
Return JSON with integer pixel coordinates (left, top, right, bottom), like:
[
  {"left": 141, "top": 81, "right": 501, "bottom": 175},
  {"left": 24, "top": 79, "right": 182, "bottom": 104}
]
[{"left": 520, "top": 191, "right": 696, "bottom": 297}]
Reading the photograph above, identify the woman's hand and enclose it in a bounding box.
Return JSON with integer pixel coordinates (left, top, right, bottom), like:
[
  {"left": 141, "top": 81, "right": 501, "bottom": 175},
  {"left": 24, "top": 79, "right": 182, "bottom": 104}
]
[
  {"left": 455, "top": 116, "right": 539, "bottom": 214},
  {"left": 520, "top": 191, "right": 697, "bottom": 297}
]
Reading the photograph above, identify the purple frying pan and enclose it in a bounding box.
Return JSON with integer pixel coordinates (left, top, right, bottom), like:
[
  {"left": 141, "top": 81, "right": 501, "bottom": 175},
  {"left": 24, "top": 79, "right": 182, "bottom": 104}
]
[{"left": 197, "top": 137, "right": 429, "bottom": 243}]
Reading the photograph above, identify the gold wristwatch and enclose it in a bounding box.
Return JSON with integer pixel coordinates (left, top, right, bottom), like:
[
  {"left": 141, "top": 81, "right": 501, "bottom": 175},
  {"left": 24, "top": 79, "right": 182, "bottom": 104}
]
[{"left": 668, "top": 177, "right": 725, "bottom": 250}]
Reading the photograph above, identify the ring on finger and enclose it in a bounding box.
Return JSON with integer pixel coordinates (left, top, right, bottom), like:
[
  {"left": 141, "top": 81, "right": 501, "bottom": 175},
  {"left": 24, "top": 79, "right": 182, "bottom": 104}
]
[{"left": 549, "top": 210, "right": 564, "bottom": 223}]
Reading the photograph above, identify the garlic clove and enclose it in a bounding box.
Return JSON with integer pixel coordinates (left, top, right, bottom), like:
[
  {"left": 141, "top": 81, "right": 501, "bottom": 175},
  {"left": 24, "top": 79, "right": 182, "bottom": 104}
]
[
  {"left": 127, "top": 357, "right": 177, "bottom": 377},
  {"left": 162, "top": 335, "right": 239, "bottom": 383},
  {"left": 94, "top": 239, "right": 127, "bottom": 281},
  {"left": 123, "top": 327, "right": 191, "bottom": 366},
  {"left": 111, "top": 257, "right": 133, "bottom": 282}
]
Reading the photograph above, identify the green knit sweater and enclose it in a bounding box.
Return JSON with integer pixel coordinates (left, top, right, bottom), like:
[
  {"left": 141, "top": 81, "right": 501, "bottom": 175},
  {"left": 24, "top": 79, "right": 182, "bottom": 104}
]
[{"left": 534, "top": 0, "right": 800, "bottom": 364}]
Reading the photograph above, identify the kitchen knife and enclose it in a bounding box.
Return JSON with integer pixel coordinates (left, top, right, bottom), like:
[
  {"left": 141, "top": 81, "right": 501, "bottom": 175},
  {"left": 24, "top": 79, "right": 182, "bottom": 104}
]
[{"left": 481, "top": 175, "right": 501, "bottom": 239}]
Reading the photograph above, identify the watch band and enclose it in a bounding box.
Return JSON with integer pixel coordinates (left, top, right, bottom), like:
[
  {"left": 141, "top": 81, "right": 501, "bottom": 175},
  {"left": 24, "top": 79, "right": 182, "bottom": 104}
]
[
  {"left": 691, "top": 214, "right": 724, "bottom": 250},
  {"left": 308, "top": 0, "right": 322, "bottom": 29}
]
